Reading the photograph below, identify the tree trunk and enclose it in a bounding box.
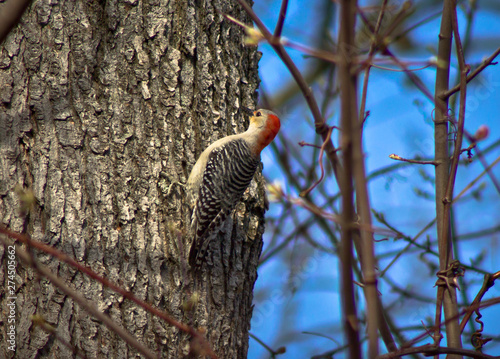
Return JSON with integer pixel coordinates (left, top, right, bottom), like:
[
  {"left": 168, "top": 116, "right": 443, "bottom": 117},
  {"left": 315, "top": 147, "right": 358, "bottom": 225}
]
[{"left": 0, "top": 0, "right": 264, "bottom": 358}]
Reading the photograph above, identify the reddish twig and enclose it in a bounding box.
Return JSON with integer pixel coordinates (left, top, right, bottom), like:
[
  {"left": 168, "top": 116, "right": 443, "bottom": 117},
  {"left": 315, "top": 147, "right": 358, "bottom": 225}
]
[
  {"left": 300, "top": 126, "right": 334, "bottom": 197},
  {"left": 0, "top": 234, "right": 157, "bottom": 359},
  {"left": 298, "top": 141, "right": 321, "bottom": 149},
  {"left": 0, "top": 226, "right": 217, "bottom": 359},
  {"left": 275, "top": 191, "right": 398, "bottom": 237},
  {"left": 463, "top": 131, "right": 500, "bottom": 196}
]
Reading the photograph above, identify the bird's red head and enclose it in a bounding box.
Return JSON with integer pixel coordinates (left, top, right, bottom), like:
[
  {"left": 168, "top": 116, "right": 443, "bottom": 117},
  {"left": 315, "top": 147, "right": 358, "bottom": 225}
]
[{"left": 250, "top": 109, "right": 281, "bottom": 154}]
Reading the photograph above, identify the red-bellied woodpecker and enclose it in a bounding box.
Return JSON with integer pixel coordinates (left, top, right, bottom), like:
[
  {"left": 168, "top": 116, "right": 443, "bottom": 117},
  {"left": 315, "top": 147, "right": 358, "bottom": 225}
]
[{"left": 187, "top": 109, "right": 281, "bottom": 267}]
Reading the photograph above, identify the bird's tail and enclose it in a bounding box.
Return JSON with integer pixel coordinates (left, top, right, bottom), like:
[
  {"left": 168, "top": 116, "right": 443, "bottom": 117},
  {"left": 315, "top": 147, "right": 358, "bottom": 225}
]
[{"left": 189, "top": 209, "right": 229, "bottom": 267}]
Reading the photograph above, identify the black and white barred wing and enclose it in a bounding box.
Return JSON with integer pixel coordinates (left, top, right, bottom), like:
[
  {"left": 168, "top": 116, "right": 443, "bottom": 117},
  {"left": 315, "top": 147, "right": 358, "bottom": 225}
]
[{"left": 189, "top": 139, "right": 260, "bottom": 267}]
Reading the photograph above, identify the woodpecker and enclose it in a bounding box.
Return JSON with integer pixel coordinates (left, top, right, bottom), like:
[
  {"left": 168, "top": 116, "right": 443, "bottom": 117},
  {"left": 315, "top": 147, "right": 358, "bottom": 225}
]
[{"left": 187, "top": 109, "right": 281, "bottom": 267}]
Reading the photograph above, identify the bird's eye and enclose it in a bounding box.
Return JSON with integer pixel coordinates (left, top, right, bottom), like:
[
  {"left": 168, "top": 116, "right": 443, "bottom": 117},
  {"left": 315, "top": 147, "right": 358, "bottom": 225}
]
[{"left": 256, "top": 111, "right": 262, "bottom": 117}]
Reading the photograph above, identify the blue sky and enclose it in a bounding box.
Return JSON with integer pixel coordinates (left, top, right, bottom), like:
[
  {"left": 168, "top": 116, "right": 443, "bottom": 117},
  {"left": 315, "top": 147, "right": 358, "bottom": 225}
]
[{"left": 248, "top": 1, "right": 500, "bottom": 358}]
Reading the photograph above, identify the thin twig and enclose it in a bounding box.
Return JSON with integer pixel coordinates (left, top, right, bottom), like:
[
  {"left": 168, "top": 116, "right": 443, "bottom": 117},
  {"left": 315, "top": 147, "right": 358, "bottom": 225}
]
[
  {"left": 377, "top": 344, "right": 499, "bottom": 359},
  {"left": 378, "top": 1, "right": 413, "bottom": 43},
  {"left": 359, "top": 0, "right": 388, "bottom": 124},
  {"left": 459, "top": 272, "right": 499, "bottom": 333},
  {"left": 378, "top": 218, "right": 436, "bottom": 278},
  {"left": 0, "top": 235, "right": 158, "bottom": 359},
  {"left": 453, "top": 155, "right": 500, "bottom": 201},
  {"left": 249, "top": 333, "right": 285, "bottom": 357},
  {"left": 300, "top": 126, "right": 334, "bottom": 197},
  {"left": 357, "top": 6, "right": 443, "bottom": 113},
  {"left": 284, "top": 194, "right": 397, "bottom": 237},
  {"left": 397, "top": 297, "right": 500, "bottom": 353},
  {"left": 392, "top": 10, "right": 443, "bottom": 44},
  {"left": 441, "top": 46, "right": 500, "bottom": 99},
  {"left": 388, "top": 154, "right": 440, "bottom": 165},
  {"left": 0, "top": 227, "right": 216, "bottom": 358},
  {"left": 370, "top": 63, "right": 432, "bottom": 72},
  {"left": 469, "top": 141, "right": 500, "bottom": 196},
  {"left": 358, "top": 3, "right": 500, "bottom": 195},
  {"left": 273, "top": 0, "right": 289, "bottom": 37}
]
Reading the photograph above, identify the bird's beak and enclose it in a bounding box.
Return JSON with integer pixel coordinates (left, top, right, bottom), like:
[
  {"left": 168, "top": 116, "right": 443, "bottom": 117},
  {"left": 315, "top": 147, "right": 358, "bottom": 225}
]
[{"left": 249, "top": 113, "right": 257, "bottom": 124}]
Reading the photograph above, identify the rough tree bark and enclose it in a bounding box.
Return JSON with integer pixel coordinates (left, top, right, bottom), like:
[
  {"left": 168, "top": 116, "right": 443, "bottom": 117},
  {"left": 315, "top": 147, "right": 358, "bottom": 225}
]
[{"left": 0, "top": 0, "right": 265, "bottom": 358}]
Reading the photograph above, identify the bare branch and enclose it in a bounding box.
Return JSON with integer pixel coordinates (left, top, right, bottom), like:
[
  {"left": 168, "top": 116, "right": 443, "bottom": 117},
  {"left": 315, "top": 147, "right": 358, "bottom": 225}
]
[
  {"left": 441, "top": 46, "right": 500, "bottom": 99},
  {"left": 0, "top": 235, "right": 158, "bottom": 359},
  {"left": 273, "top": 0, "right": 289, "bottom": 37},
  {"left": 388, "top": 154, "right": 440, "bottom": 165},
  {"left": 338, "top": 0, "right": 363, "bottom": 357},
  {"left": 0, "top": 227, "right": 216, "bottom": 358},
  {"left": 377, "top": 344, "right": 499, "bottom": 359}
]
